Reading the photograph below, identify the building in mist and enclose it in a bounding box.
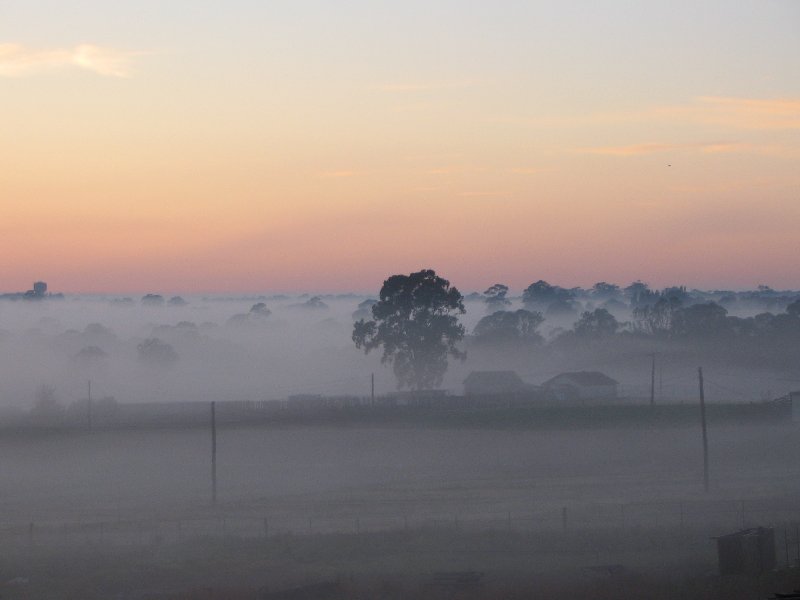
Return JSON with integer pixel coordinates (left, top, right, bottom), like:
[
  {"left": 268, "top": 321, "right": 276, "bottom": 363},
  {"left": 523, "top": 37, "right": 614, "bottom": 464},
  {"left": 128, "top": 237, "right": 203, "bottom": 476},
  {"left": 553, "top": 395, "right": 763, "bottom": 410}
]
[
  {"left": 714, "top": 527, "right": 776, "bottom": 575},
  {"left": 542, "top": 371, "right": 618, "bottom": 401},
  {"left": 23, "top": 281, "right": 48, "bottom": 299}
]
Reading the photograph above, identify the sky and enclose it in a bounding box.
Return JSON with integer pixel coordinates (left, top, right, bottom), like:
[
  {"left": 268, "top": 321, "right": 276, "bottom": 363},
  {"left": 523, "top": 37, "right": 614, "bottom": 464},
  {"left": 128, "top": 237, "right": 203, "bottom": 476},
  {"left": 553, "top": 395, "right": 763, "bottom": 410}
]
[{"left": 1, "top": 1, "right": 799, "bottom": 294}]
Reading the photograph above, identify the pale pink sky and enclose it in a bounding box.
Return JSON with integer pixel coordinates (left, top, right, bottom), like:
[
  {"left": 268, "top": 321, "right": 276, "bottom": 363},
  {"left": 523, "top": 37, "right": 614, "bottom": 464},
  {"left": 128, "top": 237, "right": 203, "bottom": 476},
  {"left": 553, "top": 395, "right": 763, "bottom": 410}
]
[{"left": 1, "top": 1, "right": 799, "bottom": 293}]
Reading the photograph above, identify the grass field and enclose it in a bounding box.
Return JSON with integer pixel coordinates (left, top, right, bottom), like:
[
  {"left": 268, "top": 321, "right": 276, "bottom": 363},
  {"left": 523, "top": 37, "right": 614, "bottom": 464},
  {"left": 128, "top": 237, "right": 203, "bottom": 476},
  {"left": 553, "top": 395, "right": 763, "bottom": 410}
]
[{"left": 1, "top": 417, "right": 799, "bottom": 597}]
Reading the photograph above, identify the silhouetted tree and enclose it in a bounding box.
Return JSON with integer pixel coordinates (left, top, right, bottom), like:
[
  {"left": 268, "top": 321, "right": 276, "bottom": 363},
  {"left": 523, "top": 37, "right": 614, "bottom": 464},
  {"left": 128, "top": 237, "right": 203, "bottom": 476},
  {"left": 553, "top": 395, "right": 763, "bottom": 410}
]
[
  {"left": 290, "top": 296, "right": 329, "bottom": 310},
  {"left": 591, "top": 282, "right": 621, "bottom": 302},
  {"left": 522, "top": 280, "right": 571, "bottom": 308},
  {"left": 661, "top": 285, "right": 690, "bottom": 305},
  {"left": 483, "top": 284, "right": 511, "bottom": 311},
  {"left": 249, "top": 302, "right": 271, "bottom": 317},
  {"left": 670, "top": 302, "right": 729, "bottom": 338},
  {"left": 624, "top": 281, "right": 657, "bottom": 309},
  {"left": 352, "top": 269, "right": 465, "bottom": 390},
  {"left": 633, "top": 296, "right": 681, "bottom": 336},
  {"left": 137, "top": 337, "right": 178, "bottom": 366},
  {"left": 473, "top": 309, "right": 544, "bottom": 345},
  {"left": 75, "top": 345, "right": 108, "bottom": 364},
  {"left": 574, "top": 308, "right": 619, "bottom": 338},
  {"left": 141, "top": 294, "right": 165, "bottom": 306},
  {"left": 227, "top": 303, "right": 271, "bottom": 327}
]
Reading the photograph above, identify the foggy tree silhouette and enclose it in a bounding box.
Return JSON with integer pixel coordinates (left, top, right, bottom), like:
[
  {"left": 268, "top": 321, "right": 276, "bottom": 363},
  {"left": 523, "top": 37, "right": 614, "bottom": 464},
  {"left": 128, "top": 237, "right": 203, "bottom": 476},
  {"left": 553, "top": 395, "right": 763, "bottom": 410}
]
[
  {"left": 168, "top": 296, "right": 188, "bottom": 306},
  {"left": 591, "top": 282, "right": 621, "bottom": 301},
  {"left": 249, "top": 302, "right": 271, "bottom": 317},
  {"left": 141, "top": 294, "right": 165, "bottom": 306},
  {"left": 670, "top": 302, "right": 729, "bottom": 339},
  {"left": 624, "top": 281, "right": 657, "bottom": 308},
  {"left": 633, "top": 296, "right": 682, "bottom": 336},
  {"left": 75, "top": 345, "right": 108, "bottom": 364},
  {"left": 137, "top": 337, "right": 178, "bottom": 367},
  {"left": 522, "top": 280, "right": 573, "bottom": 309},
  {"left": 483, "top": 284, "right": 511, "bottom": 311},
  {"left": 352, "top": 298, "right": 377, "bottom": 321},
  {"left": 352, "top": 269, "right": 466, "bottom": 390},
  {"left": 473, "top": 309, "right": 544, "bottom": 345},
  {"left": 574, "top": 308, "right": 619, "bottom": 339}
]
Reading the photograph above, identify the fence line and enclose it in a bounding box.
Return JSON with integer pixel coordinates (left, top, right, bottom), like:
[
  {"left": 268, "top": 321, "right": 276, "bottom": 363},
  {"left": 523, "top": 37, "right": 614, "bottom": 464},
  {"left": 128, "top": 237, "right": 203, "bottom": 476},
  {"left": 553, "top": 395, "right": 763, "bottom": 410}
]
[{"left": 9, "top": 496, "right": 800, "bottom": 548}]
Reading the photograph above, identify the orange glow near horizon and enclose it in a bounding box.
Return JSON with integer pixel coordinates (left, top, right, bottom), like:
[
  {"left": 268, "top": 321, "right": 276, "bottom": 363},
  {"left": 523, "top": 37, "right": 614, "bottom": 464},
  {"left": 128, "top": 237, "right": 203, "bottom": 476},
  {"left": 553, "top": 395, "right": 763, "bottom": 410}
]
[{"left": 2, "top": 2, "right": 799, "bottom": 294}]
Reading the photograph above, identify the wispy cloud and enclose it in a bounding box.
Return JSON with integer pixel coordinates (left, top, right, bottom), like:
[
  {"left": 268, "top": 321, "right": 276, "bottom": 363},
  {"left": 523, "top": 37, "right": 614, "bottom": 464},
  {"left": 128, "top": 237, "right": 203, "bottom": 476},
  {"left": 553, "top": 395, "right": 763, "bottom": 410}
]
[
  {"left": 0, "top": 43, "right": 142, "bottom": 78},
  {"left": 689, "top": 96, "right": 800, "bottom": 130}
]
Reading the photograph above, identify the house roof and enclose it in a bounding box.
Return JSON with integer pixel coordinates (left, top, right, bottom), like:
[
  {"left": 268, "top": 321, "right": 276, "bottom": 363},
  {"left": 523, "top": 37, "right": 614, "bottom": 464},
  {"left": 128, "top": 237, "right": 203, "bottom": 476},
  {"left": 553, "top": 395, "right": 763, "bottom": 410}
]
[
  {"left": 542, "top": 371, "right": 618, "bottom": 387},
  {"left": 464, "top": 370, "right": 524, "bottom": 386}
]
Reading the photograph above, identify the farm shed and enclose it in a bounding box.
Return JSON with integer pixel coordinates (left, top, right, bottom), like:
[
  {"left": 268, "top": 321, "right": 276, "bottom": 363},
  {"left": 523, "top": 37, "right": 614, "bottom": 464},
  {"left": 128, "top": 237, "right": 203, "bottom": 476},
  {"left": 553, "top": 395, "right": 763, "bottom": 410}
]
[
  {"left": 714, "top": 527, "right": 776, "bottom": 575},
  {"left": 541, "top": 371, "right": 618, "bottom": 401}
]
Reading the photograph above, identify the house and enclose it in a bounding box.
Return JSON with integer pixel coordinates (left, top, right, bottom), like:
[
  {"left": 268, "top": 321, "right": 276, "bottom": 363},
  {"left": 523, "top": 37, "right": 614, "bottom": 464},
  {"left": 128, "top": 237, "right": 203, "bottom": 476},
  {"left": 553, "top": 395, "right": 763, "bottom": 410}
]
[
  {"left": 463, "top": 371, "right": 526, "bottom": 396},
  {"left": 541, "top": 371, "right": 618, "bottom": 401}
]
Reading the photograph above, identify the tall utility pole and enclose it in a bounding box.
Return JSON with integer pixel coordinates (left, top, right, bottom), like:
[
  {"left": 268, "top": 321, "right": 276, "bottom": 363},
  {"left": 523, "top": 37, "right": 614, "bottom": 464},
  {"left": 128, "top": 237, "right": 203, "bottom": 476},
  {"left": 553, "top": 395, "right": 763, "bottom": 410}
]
[
  {"left": 698, "top": 367, "right": 709, "bottom": 493},
  {"left": 211, "top": 401, "right": 217, "bottom": 506},
  {"left": 371, "top": 373, "right": 375, "bottom": 406},
  {"left": 650, "top": 353, "right": 656, "bottom": 407},
  {"left": 87, "top": 379, "right": 92, "bottom": 432}
]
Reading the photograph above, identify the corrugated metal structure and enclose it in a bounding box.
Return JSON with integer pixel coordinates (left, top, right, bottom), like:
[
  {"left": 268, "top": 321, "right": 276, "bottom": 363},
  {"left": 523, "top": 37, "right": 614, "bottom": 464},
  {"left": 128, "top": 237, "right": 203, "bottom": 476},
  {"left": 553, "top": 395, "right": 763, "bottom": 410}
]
[{"left": 715, "top": 527, "right": 776, "bottom": 575}]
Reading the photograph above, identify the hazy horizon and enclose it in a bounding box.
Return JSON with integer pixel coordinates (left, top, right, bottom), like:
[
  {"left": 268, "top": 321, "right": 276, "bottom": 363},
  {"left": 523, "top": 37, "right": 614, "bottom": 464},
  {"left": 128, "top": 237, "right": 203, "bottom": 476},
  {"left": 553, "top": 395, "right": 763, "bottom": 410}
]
[{"left": 3, "top": 280, "right": 800, "bottom": 297}]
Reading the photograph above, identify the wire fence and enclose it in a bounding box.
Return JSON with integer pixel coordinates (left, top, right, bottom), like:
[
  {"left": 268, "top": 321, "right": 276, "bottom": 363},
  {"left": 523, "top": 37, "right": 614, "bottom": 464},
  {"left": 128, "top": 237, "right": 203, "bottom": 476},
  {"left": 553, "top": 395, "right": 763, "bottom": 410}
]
[{"left": 8, "top": 496, "right": 800, "bottom": 548}]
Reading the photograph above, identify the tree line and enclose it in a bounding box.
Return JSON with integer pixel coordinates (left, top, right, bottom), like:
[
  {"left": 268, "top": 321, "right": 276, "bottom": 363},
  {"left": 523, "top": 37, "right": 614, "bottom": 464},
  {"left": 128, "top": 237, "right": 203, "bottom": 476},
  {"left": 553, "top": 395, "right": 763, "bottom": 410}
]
[{"left": 353, "top": 270, "right": 800, "bottom": 391}]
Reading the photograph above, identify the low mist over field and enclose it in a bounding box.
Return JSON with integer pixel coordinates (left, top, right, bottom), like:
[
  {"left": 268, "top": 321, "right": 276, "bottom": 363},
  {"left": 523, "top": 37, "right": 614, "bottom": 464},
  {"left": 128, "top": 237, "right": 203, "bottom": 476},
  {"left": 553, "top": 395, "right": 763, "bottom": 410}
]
[{"left": 1, "top": 281, "right": 798, "bottom": 412}]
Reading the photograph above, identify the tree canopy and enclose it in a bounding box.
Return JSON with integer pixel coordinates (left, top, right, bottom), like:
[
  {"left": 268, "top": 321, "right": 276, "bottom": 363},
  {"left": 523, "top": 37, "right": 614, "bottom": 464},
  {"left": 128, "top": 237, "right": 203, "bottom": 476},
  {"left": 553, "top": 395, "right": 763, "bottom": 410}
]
[
  {"left": 473, "top": 309, "right": 544, "bottom": 345},
  {"left": 483, "top": 283, "right": 511, "bottom": 311},
  {"left": 574, "top": 308, "right": 619, "bottom": 339},
  {"left": 352, "top": 269, "right": 466, "bottom": 390}
]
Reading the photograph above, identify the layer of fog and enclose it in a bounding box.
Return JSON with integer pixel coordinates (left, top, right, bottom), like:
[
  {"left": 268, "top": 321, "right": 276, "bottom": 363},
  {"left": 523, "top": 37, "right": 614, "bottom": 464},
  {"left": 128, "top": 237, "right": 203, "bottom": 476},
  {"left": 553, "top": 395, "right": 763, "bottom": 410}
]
[{"left": 0, "top": 289, "right": 798, "bottom": 412}]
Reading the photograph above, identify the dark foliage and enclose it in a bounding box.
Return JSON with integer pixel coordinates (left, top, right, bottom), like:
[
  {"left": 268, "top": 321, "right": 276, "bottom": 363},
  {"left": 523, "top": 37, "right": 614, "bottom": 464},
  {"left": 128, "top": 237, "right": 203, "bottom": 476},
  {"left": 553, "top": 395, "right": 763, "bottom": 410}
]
[
  {"left": 574, "top": 308, "right": 619, "bottom": 339},
  {"left": 473, "top": 309, "right": 544, "bottom": 345},
  {"left": 483, "top": 284, "right": 511, "bottom": 311},
  {"left": 352, "top": 269, "right": 466, "bottom": 390},
  {"left": 137, "top": 337, "right": 178, "bottom": 366}
]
